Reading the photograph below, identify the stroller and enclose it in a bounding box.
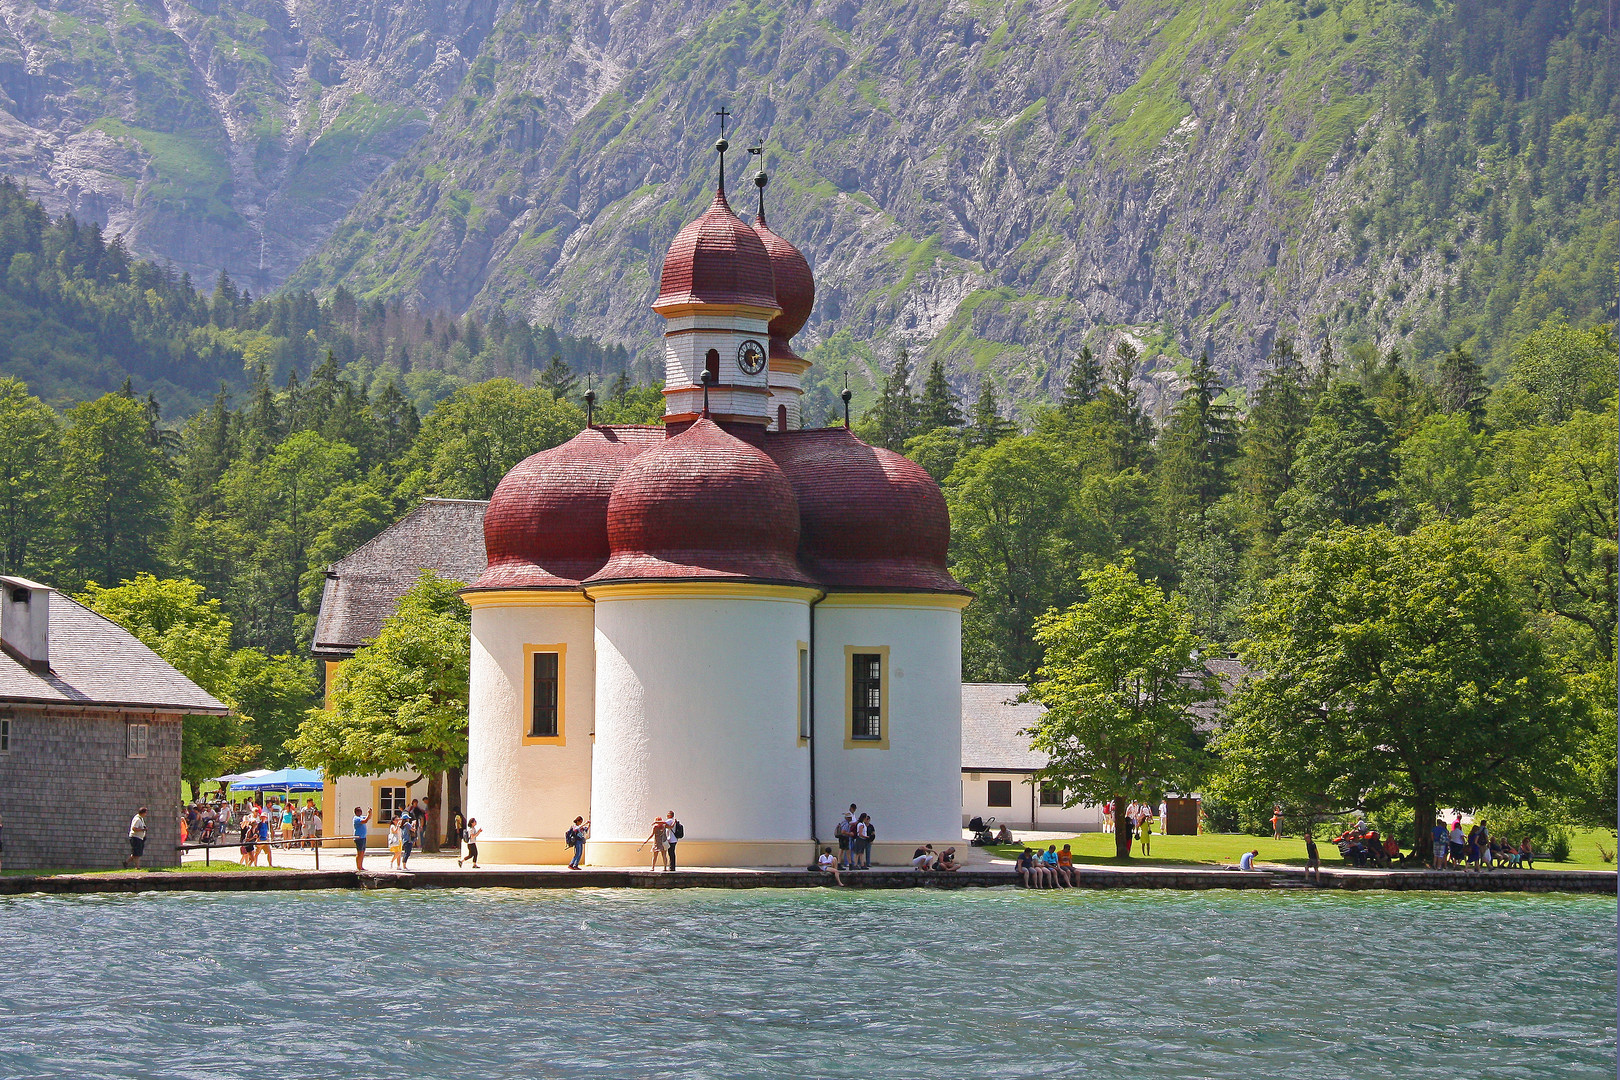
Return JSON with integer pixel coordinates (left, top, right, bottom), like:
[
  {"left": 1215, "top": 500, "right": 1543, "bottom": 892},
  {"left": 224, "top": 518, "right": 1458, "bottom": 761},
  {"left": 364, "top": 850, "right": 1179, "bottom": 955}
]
[{"left": 968, "top": 816, "right": 998, "bottom": 846}]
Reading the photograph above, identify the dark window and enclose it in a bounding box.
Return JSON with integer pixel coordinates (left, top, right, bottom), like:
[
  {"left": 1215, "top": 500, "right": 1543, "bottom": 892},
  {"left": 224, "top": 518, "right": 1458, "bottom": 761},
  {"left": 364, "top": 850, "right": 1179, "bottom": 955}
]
[
  {"left": 126, "top": 723, "right": 148, "bottom": 759},
  {"left": 1039, "top": 783, "right": 1064, "bottom": 806},
  {"left": 531, "top": 651, "right": 560, "bottom": 737},
  {"left": 851, "top": 653, "right": 882, "bottom": 740},
  {"left": 797, "top": 648, "right": 811, "bottom": 740},
  {"left": 704, "top": 349, "right": 720, "bottom": 383},
  {"left": 987, "top": 780, "right": 1013, "bottom": 807},
  {"left": 777, "top": 404, "right": 788, "bottom": 430},
  {"left": 0, "top": 716, "right": 9, "bottom": 752}
]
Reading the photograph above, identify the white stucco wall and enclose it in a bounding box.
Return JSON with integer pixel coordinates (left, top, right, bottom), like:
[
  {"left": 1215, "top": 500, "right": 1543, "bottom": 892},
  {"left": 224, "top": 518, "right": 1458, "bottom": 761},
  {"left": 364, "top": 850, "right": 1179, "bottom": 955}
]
[
  {"left": 589, "top": 587, "right": 812, "bottom": 848},
  {"left": 812, "top": 597, "right": 962, "bottom": 847},
  {"left": 467, "top": 598, "right": 596, "bottom": 843},
  {"left": 960, "top": 771, "right": 1105, "bottom": 830}
]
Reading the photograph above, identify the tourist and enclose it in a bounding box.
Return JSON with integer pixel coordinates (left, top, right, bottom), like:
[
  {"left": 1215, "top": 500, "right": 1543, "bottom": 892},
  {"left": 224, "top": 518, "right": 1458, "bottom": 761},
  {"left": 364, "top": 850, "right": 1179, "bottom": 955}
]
[
  {"left": 281, "top": 802, "right": 295, "bottom": 843},
  {"left": 644, "top": 816, "right": 670, "bottom": 871},
  {"left": 817, "top": 847, "right": 844, "bottom": 886},
  {"left": 936, "top": 847, "right": 961, "bottom": 872},
  {"left": 1040, "top": 845, "right": 1063, "bottom": 886},
  {"left": 1448, "top": 820, "right": 1466, "bottom": 867},
  {"left": 911, "top": 844, "right": 937, "bottom": 871},
  {"left": 1431, "top": 818, "right": 1449, "bottom": 869},
  {"left": 1139, "top": 813, "right": 1153, "bottom": 856},
  {"left": 1238, "top": 849, "right": 1259, "bottom": 872},
  {"left": 834, "top": 812, "right": 854, "bottom": 869},
  {"left": 1015, "top": 848, "right": 1038, "bottom": 888},
  {"left": 239, "top": 811, "right": 255, "bottom": 866},
  {"left": 306, "top": 802, "right": 322, "bottom": 850},
  {"left": 353, "top": 806, "right": 372, "bottom": 870},
  {"left": 124, "top": 806, "right": 148, "bottom": 869},
  {"left": 402, "top": 813, "right": 419, "bottom": 870},
  {"left": 665, "top": 810, "right": 682, "bottom": 871},
  {"left": 1101, "top": 803, "right": 1113, "bottom": 834},
  {"left": 567, "top": 816, "right": 589, "bottom": 869},
  {"left": 256, "top": 807, "right": 274, "bottom": 867},
  {"left": 1055, "top": 844, "right": 1076, "bottom": 887},
  {"left": 458, "top": 818, "right": 482, "bottom": 868},
  {"left": 1305, "top": 833, "right": 1320, "bottom": 884},
  {"left": 1271, "top": 804, "right": 1283, "bottom": 840},
  {"left": 853, "top": 813, "right": 873, "bottom": 869},
  {"left": 387, "top": 815, "right": 404, "bottom": 870},
  {"left": 450, "top": 811, "right": 466, "bottom": 855},
  {"left": 1518, "top": 838, "right": 1536, "bottom": 868}
]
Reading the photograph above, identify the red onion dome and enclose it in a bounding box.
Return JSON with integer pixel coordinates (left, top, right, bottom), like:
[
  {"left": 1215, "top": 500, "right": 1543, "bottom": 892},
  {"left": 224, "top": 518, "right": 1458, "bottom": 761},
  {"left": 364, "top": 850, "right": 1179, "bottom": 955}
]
[
  {"left": 751, "top": 214, "right": 814, "bottom": 344},
  {"left": 589, "top": 418, "right": 813, "bottom": 586},
  {"left": 765, "top": 428, "right": 965, "bottom": 594},
  {"left": 654, "top": 190, "right": 779, "bottom": 312},
  {"left": 471, "top": 426, "right": 664, "bottom": 590}
]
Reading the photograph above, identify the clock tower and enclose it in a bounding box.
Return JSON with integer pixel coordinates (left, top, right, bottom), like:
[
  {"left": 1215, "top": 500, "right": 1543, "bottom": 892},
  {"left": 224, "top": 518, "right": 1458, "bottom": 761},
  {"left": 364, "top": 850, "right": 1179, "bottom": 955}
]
[{"left": 652, "top": 120, "right": 781, "bottom": 426}]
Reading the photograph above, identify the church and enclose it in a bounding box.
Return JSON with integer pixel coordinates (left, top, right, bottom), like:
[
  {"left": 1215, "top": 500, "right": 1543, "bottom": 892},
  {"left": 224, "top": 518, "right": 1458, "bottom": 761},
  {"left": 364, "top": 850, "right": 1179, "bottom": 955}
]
[{"left": 457, "top": 136, "right": 969, "bottom": 866}]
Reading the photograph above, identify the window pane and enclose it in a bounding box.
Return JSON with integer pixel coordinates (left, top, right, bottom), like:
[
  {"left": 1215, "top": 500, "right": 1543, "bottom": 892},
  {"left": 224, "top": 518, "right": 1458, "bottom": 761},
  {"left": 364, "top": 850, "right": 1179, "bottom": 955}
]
[
  {"left": 532, "top": 651, "right": 559, "bottom": 737},
  {"left": 987, "top": 780, "right": 1012, "bottom": 807},
  {"left": 797, "top": 649, "right": 810, "bottom": 739},
  {"left": 851, "top": 653, "right": 881, "bottom": 740},
  {"left": 1040, "top": 783, "right": 1064, "bottom": 806},
  {"left": 0, "top": 717, "right": 9, "bottom": 752}
]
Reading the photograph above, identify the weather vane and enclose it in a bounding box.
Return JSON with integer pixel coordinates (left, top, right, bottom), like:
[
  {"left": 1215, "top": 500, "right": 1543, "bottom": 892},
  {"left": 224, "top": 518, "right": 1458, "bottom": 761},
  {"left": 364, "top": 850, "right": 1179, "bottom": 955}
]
[{"left": 747, "top": 143, "right": 767, "bottom": 220}]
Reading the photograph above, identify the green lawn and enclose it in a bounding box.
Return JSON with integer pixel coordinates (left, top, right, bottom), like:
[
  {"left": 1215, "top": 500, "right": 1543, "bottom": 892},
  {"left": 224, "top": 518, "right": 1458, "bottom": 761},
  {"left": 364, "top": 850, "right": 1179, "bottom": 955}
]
[{"left": 993, "top": 828, "right": 1620, "bottom": 871}]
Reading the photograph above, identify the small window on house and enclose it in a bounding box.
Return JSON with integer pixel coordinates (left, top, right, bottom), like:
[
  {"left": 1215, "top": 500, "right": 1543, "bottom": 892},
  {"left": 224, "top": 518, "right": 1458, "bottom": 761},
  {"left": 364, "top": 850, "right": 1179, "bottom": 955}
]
[
  {"left": 797, "top": 646, "right": 811, "bottom": 740},
  {"left": 378, "top": 786, "right": 407, "bottom": 822},
  {"left": 851, "top": 653, "right": 882, "bottom": 740},
  {"left": 531, "top": 651, "right": 560, "bottom": 738},
  {"left": 0, "top": 716, "right": 10, "bottom": 753},
  {"left": 987, "top": 780, "right": 1013, "bottom": 807},
  {"left": 126, "top": 722, "right": 149, "bottom": 759},
  {"left": 1040, "top": 783, "right": 1064, "bottom": 806},
  {"left": 704, "top": 349, "right": 720, "bottom": 383},
  {"left": 777, "top": 404, "right": 788, "bottom": 430}
]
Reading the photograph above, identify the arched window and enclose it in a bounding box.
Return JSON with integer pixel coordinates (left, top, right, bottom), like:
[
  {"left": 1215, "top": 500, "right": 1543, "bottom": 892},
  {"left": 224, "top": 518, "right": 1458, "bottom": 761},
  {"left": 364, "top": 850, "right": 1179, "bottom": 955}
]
[
  {"left": 777, "top": 404, "right": 788, "bottom": 430},
  {"left": 704, "top": 349, "right": 720, "bottom": 383}
]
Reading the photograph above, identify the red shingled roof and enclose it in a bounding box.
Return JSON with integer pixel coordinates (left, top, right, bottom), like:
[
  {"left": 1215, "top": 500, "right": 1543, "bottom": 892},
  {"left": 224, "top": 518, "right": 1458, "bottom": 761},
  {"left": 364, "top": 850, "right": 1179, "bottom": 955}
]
[
  {"left": 751, "top": 212, "right": 814, "bottom": 354},
  {"left": 472, "top": 426, "right": 665, "bottom": 590},
  {"left": 655, "top": 189, "right": 780, "bottom": 312},
  {"left": 588, "top": 418, "right": 814, "bottom": 586}
]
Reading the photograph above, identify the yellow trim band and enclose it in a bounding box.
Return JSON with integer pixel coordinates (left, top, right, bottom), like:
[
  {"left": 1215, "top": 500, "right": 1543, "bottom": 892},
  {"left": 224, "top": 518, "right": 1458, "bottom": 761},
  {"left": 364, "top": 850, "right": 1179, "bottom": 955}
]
[
  {"left": 586, "top": 582, "right": 822, "bottom": 603},
  {"left": 820, "top": 592, "right": 972, "bottom": 611},
  {"left": 461, "top": 589, "right": 594, "bottom": 609}
]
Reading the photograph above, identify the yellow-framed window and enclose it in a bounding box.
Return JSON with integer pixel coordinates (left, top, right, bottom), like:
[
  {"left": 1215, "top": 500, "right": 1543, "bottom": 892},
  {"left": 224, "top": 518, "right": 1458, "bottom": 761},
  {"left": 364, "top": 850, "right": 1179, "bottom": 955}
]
[
  {"left": 844, "top": 645, "right": 890, "bottom": 749},
  {"left": 522, "top": 643, "right": 566, "bottom": 745}
]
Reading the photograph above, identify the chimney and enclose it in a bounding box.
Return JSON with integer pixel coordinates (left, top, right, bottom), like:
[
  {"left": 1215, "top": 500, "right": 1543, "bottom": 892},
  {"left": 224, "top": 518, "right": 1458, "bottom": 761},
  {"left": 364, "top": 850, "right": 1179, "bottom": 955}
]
[{"left": 0, "top": 576, "right": 50, "bottom": 672}]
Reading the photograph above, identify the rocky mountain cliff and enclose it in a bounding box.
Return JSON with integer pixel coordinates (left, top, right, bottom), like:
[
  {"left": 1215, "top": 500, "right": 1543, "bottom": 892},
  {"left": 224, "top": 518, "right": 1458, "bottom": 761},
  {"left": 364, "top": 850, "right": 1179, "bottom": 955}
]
[{"left": 5, "top": 0, "right": 1613, "bottom": 414}]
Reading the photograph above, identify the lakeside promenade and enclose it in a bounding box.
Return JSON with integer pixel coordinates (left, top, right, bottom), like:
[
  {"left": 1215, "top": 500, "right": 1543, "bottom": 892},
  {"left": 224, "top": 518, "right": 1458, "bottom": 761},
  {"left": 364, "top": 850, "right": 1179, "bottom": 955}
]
[{"left": 3, "top": 844, "right": 1613, "bottom": 895}]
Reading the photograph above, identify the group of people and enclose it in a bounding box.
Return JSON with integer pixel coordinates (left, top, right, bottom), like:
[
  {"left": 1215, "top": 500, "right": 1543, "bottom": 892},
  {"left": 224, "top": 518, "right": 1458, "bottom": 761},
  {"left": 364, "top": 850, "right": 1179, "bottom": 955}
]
[
  {"left": 1102, "top": 800, "right": 1164, "bottom": 837},
  {"left": 832, "top": 806, "right": 875, "bottom": 869},
  {"left": 641, "top": 811, "right": 682, "bottom": 870},
  {"left": 181, "top": 797, "right": 324, "bottom": 851},
  {"left": 1431, "top": 818, "right": 1538, "bottom": 871},
  {"left": 1014, "top": 845, "right": 1080, "bottom": 888}
]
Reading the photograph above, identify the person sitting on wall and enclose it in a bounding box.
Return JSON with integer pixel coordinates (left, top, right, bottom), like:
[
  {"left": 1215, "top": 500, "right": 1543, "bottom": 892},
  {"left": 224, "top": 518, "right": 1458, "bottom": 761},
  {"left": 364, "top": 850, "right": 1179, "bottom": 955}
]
[
  {"left": 817, "top": 847, "right": 845, "bottom": 886},
  {"left": 1238, "top": 849, "right": 1260, "bottom": 872},
  {"left": 1056, "top": 844, "right": 1077, "bottom": 887},
  {"left": 935, "top": 847, "right": 961, "bottom": 872},
  {"left": 1015, "top": 848, "right": 1039, "bottom": 888}
]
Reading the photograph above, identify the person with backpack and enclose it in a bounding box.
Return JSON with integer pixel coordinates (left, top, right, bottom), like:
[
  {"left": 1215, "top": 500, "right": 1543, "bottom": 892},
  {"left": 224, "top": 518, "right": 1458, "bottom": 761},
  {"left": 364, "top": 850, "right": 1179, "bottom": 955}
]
[
  {"left": 458, "top": 818, "right": 482, "bottom": 868},
  {"left": 400, "top": 813, "right": 417, "bottom": 870},
  {"left": 566, "top": 816, "right": 589, "bottom": 869},
  {"left": 664, "top": 811, "right": 683, "bottom": 871},
  {"left": 833, "top": 812, "right": 853, "bottom": 869}
]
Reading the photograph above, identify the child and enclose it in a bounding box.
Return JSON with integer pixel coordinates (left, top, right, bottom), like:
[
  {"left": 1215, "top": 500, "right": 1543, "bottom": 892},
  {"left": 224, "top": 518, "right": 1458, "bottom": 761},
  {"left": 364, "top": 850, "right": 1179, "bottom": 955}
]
[
  {"left": 387, "top": 815, "right": 404, "bottom": 870},
  {"left": 458, "top": 818, "right": 482, "bottom": 868}
]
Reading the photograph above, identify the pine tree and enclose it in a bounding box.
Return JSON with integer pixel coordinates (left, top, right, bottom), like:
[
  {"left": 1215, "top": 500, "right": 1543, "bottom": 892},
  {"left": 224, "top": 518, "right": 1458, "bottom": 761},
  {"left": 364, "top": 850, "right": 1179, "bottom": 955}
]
[
  {"left": 1436, "top": 344, "right": 1487, "bottom": 426},
  {"left": 967, "top": 381, "right": 1015, "bottom": 448},
  {"left": 242, "top": 363, "right": 282, "bottom": 459},
  {"left": 539, "top": 354, "right": 578, "bottom": 400},
  {"left": 870, "top": 349, "right": 920, "bottom": 450},
  {"left": 1238, "top": 337, "right": 1312, "bottom": 541},
  {"left": 608, "top": 370, "right": 633, "bottom": 403},
  {"left": 1099, "top": 340, "right": 1153, "bottom": 471},
  {"left": 917, "top": 358, "right": 963, "bottom": 431},
  {"left": 1156, "top": 353, "right": 1240, "bottom": 527},
  {"left": 1061, "top": 346, "right": 1103, "bottom": 410}
]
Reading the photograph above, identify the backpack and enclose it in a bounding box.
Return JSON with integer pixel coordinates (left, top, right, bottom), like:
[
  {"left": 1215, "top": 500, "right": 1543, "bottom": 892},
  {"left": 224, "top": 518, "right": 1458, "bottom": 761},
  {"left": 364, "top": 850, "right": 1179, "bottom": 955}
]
[
  {"left": 564, "top": 828, "right": 578, "bottom": 846},
  {"left": 673, "top": 820, "right": 685, "bottom": 840}
]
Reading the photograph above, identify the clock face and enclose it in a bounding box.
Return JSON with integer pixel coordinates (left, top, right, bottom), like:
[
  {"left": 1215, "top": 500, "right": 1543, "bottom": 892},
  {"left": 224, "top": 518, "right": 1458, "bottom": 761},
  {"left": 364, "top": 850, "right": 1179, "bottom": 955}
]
[{"left": 737, "top": 338, "right": 768, "bottom": 376}]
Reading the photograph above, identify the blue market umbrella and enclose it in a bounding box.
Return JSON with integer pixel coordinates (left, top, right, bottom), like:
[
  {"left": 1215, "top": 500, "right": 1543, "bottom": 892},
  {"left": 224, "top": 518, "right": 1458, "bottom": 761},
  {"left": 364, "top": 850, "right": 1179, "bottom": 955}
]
[{"left": 229, "top": 767, "right": 325, "bottom": 793}]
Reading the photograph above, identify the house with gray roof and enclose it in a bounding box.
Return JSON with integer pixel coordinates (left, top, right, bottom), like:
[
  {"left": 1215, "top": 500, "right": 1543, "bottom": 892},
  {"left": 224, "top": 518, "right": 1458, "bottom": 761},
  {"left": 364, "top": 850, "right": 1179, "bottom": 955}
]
[{"left": 0, "top": 576, "right": 229, "bottom": 870}]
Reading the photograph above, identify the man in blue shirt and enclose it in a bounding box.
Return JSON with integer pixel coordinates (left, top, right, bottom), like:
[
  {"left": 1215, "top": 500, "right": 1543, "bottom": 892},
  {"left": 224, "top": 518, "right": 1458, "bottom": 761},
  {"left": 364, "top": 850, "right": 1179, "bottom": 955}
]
[
  {"left": 1432, "top": 818, "right": 1449, "bottom": 869},
  {"left": 353, "top": 806, "right": 373, "bottom": 871}
]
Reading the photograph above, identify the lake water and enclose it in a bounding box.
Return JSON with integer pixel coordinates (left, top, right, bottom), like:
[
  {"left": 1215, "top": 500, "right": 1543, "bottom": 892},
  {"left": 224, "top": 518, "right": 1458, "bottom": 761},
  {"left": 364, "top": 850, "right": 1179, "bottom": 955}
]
[{"left": 0, "top": 887, "right": 1612, "bottom": 1079}]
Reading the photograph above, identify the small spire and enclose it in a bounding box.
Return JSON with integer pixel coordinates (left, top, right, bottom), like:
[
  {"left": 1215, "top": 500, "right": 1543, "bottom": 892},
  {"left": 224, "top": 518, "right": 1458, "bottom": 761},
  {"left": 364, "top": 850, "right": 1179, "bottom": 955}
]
[
  {"left": 714, "top": 107, "right": 731, "bottom": 195},
  {"left": 700, "top": 369, "right": 713, "bottom": 418},
  {"left": 584, "top": 376, "right": 596, "bottom": 428},
  {"left": 841, "top": 376, "right": 852, "bottom": 429},
  {"left": 748, "top": 143, "right": 767, "bottom": 223}
]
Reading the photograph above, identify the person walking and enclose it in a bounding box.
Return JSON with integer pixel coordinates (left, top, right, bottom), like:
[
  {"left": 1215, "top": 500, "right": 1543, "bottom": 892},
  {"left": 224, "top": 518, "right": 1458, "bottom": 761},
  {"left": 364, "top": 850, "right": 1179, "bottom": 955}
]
[
  {"left": 458, "top": 818, "right": 482, "bottom": 868},
  {"left": 352, "top": 806, "right": 372, "bottom": 870},
  {"left": 125, "top": 806, "right": 148, "bottom": 869},
  {"left": 665, "top": 810, "right": 682, "bottom": 871},
  {"left": 400, "top": 813, "right": 416, "bottom": 870},
  {"left": 255, "top": 807, "right": 274, "bottom": 867},
  {"left": 566, "top": 816, "right": 589, "bottom": 869}
]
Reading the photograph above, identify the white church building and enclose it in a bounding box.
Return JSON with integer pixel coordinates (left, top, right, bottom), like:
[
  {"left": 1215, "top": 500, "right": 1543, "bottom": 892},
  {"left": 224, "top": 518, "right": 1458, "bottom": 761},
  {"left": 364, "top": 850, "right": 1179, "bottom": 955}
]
[{"left": 450, "top": 146, "right": 967, "bottom": 866}]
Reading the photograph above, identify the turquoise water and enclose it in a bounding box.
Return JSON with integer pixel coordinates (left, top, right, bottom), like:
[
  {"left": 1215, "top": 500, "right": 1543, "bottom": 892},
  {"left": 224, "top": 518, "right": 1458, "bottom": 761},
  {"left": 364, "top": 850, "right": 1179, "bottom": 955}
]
[{"left": 0, "top": 888, "right": 1612, "bottom": 1078}]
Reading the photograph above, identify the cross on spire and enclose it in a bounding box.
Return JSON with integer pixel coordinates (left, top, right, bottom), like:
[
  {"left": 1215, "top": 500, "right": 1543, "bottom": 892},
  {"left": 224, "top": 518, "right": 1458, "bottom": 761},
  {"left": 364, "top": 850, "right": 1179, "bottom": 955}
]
[{"left": 713, "top": 107, "right": 731, "bottom": 195}]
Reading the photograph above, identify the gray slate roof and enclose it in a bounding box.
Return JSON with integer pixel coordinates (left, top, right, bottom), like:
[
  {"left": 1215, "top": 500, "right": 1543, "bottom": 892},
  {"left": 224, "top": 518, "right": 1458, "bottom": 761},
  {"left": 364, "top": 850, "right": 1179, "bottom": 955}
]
[
  {"left": 0, "top": 594, "right": 229, "bottom": 713},
  {"left": 312, "top": 498, "right": 489, "bottom": 658},
  {"left": 960, "top": 658, "right": 1252, "bottom": 772}
]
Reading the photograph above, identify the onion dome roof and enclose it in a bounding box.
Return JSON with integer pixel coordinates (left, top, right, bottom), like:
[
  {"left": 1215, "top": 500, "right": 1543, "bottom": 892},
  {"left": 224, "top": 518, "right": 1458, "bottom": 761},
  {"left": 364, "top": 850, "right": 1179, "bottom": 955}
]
[
  {"left": 655, "top": 190, "right": 779, "bottom": 312},
  {"left": 765, "top": 428, "right": 964, "bottom": 594},
  {"left": 589, "top": 418, "right": 813, "bottom": 586},
  {"left": 751, "top": 213, "right": 814, "bottom": 342},
  {"left": 471, "top": 426, "right": 664, "bottom": 590}
]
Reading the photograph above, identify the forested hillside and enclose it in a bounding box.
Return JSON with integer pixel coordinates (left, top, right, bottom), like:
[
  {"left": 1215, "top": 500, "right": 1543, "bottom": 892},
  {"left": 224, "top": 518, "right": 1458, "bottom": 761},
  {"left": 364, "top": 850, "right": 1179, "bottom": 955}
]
[{"left": 5, "top": 0, "right": 1613, "bottom": 413}]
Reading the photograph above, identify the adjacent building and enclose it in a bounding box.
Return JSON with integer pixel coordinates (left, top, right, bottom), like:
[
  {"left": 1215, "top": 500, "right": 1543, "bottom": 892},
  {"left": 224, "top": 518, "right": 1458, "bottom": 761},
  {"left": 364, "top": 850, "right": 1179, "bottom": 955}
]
[{"left": 0, "top": 576, "right": 228, "bottom": 871}]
